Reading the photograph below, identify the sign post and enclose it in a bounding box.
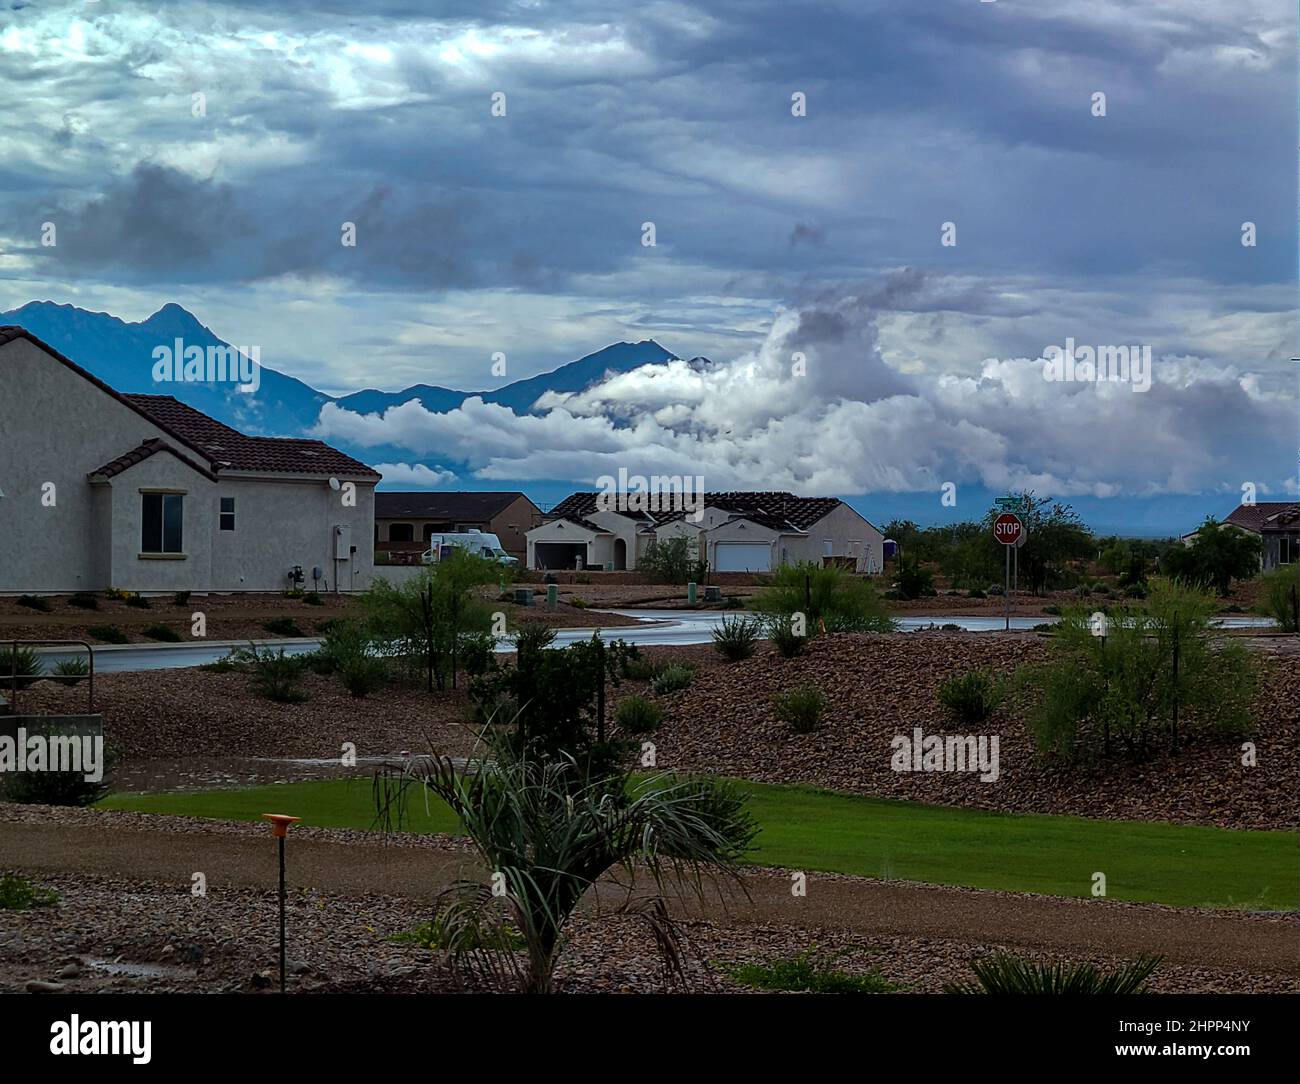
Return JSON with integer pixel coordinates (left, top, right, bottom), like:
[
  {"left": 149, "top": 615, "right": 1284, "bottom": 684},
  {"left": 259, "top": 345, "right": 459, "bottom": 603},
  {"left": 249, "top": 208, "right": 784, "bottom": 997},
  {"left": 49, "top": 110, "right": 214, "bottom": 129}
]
[{"left": 993, "top": 512, "right": 1024, "bottom": 631}]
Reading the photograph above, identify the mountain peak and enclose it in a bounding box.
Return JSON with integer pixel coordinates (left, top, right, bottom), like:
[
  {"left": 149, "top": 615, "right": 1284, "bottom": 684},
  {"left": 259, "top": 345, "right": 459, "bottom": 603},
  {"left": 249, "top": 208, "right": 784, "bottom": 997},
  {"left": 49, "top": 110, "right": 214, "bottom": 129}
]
[{"left": 143, "top": 302, "right": 207, "bottom": 335}]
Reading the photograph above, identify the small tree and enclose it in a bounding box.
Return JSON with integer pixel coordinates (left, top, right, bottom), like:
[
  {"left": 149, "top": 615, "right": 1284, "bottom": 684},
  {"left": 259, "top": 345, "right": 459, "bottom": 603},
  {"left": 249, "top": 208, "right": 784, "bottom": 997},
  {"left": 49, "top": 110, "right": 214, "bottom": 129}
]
[
  {"left": 754, "top": 562, "right": 894, "bottom": 633},
  {"left": 375, "top": 748, "right": 756, "bottom": 993},
  {"left": 638, "top": 536, "right": 708, "bottom": 585},
  {"left": 1162, "top": 519, "right": 1262, "bottom": 596},
  {"left": 364, "top": 551, "right": 498, "bottom": 691},
  {"left": 1259, "top": 563, "right": 1300, "bottom": 633}
]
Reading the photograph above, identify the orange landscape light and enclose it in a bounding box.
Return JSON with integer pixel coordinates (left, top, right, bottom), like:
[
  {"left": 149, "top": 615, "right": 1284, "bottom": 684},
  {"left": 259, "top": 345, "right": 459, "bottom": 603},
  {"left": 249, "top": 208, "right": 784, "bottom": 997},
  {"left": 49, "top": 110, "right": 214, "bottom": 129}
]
[{"left": 261, "top": 813, "right": 302, "bottom": 992}]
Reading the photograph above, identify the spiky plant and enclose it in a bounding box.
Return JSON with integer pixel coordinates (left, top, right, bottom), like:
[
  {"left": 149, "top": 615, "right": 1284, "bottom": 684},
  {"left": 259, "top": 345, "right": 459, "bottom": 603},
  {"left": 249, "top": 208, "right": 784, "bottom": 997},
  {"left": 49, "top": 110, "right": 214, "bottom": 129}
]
[
  {"left": 375, "top": 747, "right": 755, "bottom": 994},
  {"left": 945, "top": 952, "right": 1162, "bottom": 994}
]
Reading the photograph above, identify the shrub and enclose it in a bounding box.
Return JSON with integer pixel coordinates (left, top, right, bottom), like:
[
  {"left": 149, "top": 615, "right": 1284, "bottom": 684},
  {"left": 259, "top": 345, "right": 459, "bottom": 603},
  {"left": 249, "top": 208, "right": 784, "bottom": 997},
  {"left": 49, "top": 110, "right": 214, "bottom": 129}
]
[
  {"left": 390, "top": 912, "right": 524, "bottom": 952},
  {"left": 772, "top": 684, "right": 823, "bottom": 733},
  {"left": 712, "top": 614, "right": 760, "bottom": 661},
  {"left": 937, "top": 670, "right": 1002, "bottom": 724},
  {"left": 52, "top": 658, "right": 90, "bottom": 685},
  {"left": 17, "top": 594, "right": 51, "bottom": 612},
  {"left": 1, "top": 733, "right": 116, "bottom": 806},
  {"left": 622, "top": 654, "right": 663, "bottom": 682},
  {"left": 322, "top": 620, "right": 388, "bottom": 697},
  {"left": 68, "top": 592, "right": 99, "bottom": 610},
  {"left": 142, "top": 624, "right": 181, "bottom": 642},
  {"left": 0, "top": 645, "right": 44, "bottom": 688},
  {"left": 755, "top": 563, "right": 894, "bottom": 634},
  {"left": 103, "top": 586, "right": 127, "bottom": 600},
  {"left": 303, "top": 592, "right": 324, "bottom": 606},
  {"left": 946, "top": 953, "right": 1161, "bottom": 994},
  {"left": 263, "top": 616, "right": 304, "bottom": 637},
  {"left": 615, "top": 695, "right": 663, "bottom": 735},
  {"left": 232, "top": 643, "right": 307, "bottom": 703},
  {"left": 124, "top": 593, "right": 151, "bottom": 609},
  {"left": 1042, "top": 604, "right": 1061, "bottom": 616},
  {"left": 0, "top": 873, "right": 59, "bottom": 911},
  {"left": 894, "top": 556, "right": 934, "bottom": 600},
  {"left": 1260, "top": 565, "right": 1300, "bottom": 633},
  {"left": 766, "top": 613, "right": 808, "bottom": 658},
  {"left": 637, "top": 536, "right": 708, "bottom": 585},
  {"left": 173, "top": 591, "right": 191, "bottom": 606},
  {"left": 87, "top": 625, "right": 128, "bottom": 645},
  {"left": 731, "top": 950, "right": 901, "bottom": 993},
  {"left": 1021, "top": 580, "right": 1255, "bottom": 762},
  {"left": 510, "top": 619, "right": 558, "bottom": 657},
  {"left": 967, "top": 588, "right": 986, "bottom": 599},
  {"left": 1123, "top": 583, "right": 1147, "bottom": 599},
  {"left": 650, "top": 664, "right": 694, "bottom": 695}
]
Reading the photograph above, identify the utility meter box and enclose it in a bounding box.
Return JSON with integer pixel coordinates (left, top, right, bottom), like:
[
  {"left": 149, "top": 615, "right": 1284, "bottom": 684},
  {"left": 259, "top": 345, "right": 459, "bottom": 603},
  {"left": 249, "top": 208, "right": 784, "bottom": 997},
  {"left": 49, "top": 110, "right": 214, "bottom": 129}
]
[{"left": 333, "top": 525, "right": 351, "bottom": 560}]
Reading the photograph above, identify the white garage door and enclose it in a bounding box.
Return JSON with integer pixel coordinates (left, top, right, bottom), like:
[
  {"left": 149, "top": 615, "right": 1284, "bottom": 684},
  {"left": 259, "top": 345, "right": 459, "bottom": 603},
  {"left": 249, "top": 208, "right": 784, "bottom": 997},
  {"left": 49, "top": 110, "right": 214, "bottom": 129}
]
[{"left": 714, "top": 542, "right": 771, "bottom": 572}]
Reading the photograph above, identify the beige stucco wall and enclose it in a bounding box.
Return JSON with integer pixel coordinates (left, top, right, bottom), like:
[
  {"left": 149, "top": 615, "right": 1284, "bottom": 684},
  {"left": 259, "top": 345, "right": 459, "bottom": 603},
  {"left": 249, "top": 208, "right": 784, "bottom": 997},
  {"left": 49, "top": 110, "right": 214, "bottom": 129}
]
[{"left": 0, "top": 336, "right": 376, "bottom": 594}]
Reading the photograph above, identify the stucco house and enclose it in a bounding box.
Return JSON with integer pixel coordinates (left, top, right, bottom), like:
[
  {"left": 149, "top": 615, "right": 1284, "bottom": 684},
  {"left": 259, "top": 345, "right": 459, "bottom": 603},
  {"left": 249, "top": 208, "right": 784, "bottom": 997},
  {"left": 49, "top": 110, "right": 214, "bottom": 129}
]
[
  {"left": 1219, "top": 502, "right": 1298, "bottom": 570},
  {"left": 375, "top": 491, "right": 539, "bottom": 563},
  {"left": 527, "top": 491, "right": 884, "bottom": 573},
  {"left": 0, "top": 327, "right": 379, "bottom": 594}
]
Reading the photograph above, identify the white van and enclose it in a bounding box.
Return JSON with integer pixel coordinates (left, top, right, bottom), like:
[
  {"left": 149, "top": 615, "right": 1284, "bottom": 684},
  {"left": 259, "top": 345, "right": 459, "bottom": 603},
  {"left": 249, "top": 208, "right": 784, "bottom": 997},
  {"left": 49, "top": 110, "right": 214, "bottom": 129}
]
[{"left": 421, "top": 530, "right": 519, "bottom": 567}]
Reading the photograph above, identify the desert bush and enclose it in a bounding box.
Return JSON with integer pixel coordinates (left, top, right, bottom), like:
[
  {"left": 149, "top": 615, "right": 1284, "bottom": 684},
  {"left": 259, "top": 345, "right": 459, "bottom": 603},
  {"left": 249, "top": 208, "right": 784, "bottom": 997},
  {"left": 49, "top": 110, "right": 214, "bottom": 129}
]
[
  {"left": 894, "top": 556, "right": 934, "bottom": 600},
  {"left": 87, "top": 625, "right": 128, "bottom": 645},
  {"left": 17, "top": 594, "right": 51, "bottom": 612},
  {"left": 638, "top": 536, "right": 708, "bottom": 585},
  {"left": 230, "top": 643, "right": 307, "bottom": 703},
  {"left": 1020, "top": 580, "right": 1255, "bottom": 762},
  {"left": 52, "top": 658, "right": 90, "bottom": 685},
  {"left": 937, "top": 670, "right": 1002, "bottom": 724},
  {"left": 68, "top": 592, "right": 99, "bottom": 610},
  {"left": 650, "top": 665, "right": 694, "bottom": 695},
  {"left": 0, "top": 731, "right": 116, "bottom": 807},
  {"left": 263, "top": 616, "right": 304, "bottom": 637},
  {"left": 124, "top": 593, "right": 151, "bottom": 609},
  {"left": 621, "top": 653, "right": 662, "bottom": 682},
  {"left": 303, "top": 591, "right": 325, "bottom": 606},
  {"left": 173, "top": 591, "right": 191, "bottom": 606},
  {"left": 731, "top": 949, "right": 901, "bottom": 993},
  {"left": 615, "top": 695, "right": 663, "bottom": 735},
  {"left": 756, "top": 563, "right": 894, "bottom": 634},
  {"left": 142, "top": 624, "right": 181, "bottom": 642},
  {"left": 946, "top": 953, "right": 1161, "bottom": 994},
  {"left": 322, "top": 620, "right": 388, "bottom": 697},
  {"left": 772, "top": 683, "right": 823, "bottom": 733},
  {"left": 1260, "top": 564, "right": 1300, "bottom": 633},
  {"left": 712, "top": 614, "right": 760, "bottom": 661},
  {"left": 766, "top": 613, "right": 807, "bottom": 658},
  {"left": 0, "top": 645, "right": 44, "bottom": 688},
  {"left": 0, "top": 873, "right": 59, "bottom": 911}
]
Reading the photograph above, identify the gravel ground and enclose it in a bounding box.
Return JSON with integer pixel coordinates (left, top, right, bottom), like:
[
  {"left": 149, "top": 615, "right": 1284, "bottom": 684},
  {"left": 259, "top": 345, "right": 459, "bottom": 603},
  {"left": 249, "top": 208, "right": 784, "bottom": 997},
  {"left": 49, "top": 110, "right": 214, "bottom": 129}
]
[
  {"left": 1, "top": 804, "right": 1293, "bottom": 995},
  {"left": 612, "top": 634, "right": 1300, "bottom": 831}
]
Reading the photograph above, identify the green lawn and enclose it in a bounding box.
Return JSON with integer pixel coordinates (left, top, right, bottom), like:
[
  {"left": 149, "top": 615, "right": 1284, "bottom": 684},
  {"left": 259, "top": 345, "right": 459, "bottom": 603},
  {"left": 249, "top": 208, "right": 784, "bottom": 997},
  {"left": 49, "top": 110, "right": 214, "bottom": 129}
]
[{"left": 100, "top": 778, "right": 1298, "bottom": 910}]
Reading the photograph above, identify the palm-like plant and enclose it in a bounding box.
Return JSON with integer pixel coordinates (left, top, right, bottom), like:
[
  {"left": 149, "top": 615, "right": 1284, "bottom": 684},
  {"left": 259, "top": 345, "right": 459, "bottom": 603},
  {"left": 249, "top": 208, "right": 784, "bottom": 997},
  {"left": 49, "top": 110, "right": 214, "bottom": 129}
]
[
  {"left": 375, "top": 750, "right": 755, "bottom": 993},
  {"left": 946, "top": 952, "right": 1162, "bottom": 994}
]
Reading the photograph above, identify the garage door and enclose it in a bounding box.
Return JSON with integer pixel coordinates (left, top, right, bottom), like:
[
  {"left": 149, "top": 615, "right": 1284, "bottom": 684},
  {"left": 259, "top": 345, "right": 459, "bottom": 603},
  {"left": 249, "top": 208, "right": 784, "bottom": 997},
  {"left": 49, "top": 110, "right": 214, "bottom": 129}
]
[{"left": 714, "top": 542, "right": 771, "bottom": 572}]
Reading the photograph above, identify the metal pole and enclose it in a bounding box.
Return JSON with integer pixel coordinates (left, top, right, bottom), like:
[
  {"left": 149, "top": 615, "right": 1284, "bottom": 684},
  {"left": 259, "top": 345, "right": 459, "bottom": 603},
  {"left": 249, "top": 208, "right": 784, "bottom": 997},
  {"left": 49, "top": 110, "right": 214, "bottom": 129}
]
[
  {"left": 278, "top": 835, "right": 286, "bottom": 994},
  {"left": 1004, "top": 545, "right": 1010, "bottom": 632}
]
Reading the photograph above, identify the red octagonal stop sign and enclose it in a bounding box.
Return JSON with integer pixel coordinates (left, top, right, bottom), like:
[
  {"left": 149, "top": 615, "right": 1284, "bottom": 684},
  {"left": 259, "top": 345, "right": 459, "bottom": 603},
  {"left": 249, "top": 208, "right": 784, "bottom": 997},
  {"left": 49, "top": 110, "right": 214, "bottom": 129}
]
[{"left": 993, "top": 513, "right": 1024, "bottom": 546}]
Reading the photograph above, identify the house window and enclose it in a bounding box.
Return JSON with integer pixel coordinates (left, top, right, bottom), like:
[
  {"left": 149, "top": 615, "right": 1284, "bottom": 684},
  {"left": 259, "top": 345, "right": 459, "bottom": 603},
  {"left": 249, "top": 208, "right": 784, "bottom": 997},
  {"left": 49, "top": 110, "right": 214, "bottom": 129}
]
[
  {"left": 219, "top": 497, "right": 235, "bottom": 531},
  {"left": 389, "top": 523, "right": 414, "bottom": 542},
  {"left": 142, "top": 492, "right": 183, "bottom": 554},
  {"left": 823, "top": 539, "right": 834, "bottom": 557},
  {"left": 1281, "top": 538, "right": 1295, "bottom": 564}
]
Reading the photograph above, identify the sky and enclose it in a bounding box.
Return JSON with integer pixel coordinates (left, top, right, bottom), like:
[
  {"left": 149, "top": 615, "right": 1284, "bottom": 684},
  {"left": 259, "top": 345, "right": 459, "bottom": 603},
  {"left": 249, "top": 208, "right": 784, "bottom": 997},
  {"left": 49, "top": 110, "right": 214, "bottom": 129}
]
[{"left": 0, "top": 0, "right": 1295, "bottom": 530}]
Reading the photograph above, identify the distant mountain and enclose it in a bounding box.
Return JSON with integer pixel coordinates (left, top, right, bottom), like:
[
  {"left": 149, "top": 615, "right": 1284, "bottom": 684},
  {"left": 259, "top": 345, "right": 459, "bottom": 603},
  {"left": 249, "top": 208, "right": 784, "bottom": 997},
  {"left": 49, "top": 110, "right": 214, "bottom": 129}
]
[{"left": 0, "top": 300, "right": 683, "bottom": 444}]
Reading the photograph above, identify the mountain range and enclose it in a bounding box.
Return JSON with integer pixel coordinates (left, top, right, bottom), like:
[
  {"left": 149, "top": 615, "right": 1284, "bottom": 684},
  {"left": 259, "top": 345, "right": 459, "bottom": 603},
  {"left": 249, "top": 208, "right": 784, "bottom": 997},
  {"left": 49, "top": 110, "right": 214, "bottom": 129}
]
[{"left": 0, "top": 299, "right": 679, "bottom": 454}]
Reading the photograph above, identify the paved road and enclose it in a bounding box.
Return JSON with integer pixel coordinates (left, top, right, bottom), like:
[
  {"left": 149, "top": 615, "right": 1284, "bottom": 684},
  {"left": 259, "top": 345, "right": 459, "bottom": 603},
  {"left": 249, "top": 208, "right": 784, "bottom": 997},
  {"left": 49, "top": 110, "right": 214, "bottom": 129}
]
[
  {"left": 0, "top": 816, "right": 1292, "bottom": 973},
  {"left": 29, "top": 610, "right": 1276, "bottom": 673}
]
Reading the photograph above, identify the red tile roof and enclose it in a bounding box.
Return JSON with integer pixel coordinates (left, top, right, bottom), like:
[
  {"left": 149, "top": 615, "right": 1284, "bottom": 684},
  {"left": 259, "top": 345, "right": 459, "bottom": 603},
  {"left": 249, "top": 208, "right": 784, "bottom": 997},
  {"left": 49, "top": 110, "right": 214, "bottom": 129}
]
[
  {"left": 1, "top": 325, "right": 378, "bottom": 480},
  {"left": 89, "top": 437, "right": 218, "bottom": 482},
  {"left": 1224, "top": 502, "right": 1299, "bottom": 533},
  {"left": 123, "top": 394, "right": 379, "bottom": 478}
]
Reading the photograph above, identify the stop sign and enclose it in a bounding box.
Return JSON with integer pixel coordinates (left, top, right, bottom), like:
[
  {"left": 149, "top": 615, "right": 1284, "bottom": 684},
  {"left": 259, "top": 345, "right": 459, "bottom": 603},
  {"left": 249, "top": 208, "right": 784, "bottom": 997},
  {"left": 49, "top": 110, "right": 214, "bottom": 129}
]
[{"left": 993, "top": 513, "right": 1023, "bottom": 546}]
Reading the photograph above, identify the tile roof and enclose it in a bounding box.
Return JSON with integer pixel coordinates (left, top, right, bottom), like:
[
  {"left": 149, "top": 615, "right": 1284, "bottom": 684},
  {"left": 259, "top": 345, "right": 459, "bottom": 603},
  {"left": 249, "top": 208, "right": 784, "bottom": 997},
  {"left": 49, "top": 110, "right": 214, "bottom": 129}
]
[
  {"left": 123, "top": 394, "right": 379, "bottom": 478},
  {"left": 1224, "top": 502, "right": 1299, "bottom": 533},
  {"left": 375, "top": 491, "right": 532, "bottom": 521},
  {"left": 1, "top": 325, "right": 378, "bottom": 480},
  {"left": 546, "top": 491, "right": 847, "bottom": 532},
  {"left": 88, "top": 437, "right": 217, "bottom": 482}
]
